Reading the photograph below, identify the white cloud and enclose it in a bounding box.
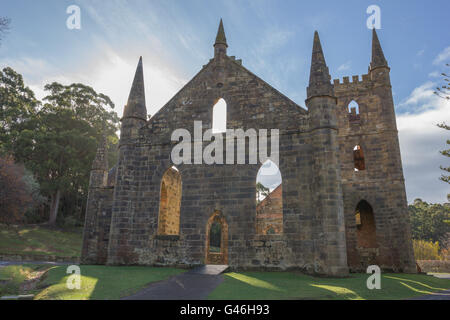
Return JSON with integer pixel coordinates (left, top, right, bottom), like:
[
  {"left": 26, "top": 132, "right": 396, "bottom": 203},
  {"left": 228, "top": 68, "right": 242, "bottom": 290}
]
[
  {"left": 398, "top": 81, "right": 436, "bottom": 111},
  {"left": 337, "top": 61, "right": 351, "bottom": 71},
  {"left": 1, "top": 47, "right": 187, "bottom": 128},
  {"left": 428, "top": 71, "right": 440, "bottom": 78},
  {"left": 397, "top": 82, "right": 450, "bottom": 203},
  {"left": 66, "top": 1, "right": 201, "bottom": 116},
  {"left": 433, "top": 46, "right": 450, "bottom": 65},
  {"left": 258, "top": 29, "right": 294, "bottom": 55},
  {"left": 76, "top": 44, "right": 187, "bottom": 118},
  {"left": 0, "top": 56, "right": 76, "bottom": 100}
]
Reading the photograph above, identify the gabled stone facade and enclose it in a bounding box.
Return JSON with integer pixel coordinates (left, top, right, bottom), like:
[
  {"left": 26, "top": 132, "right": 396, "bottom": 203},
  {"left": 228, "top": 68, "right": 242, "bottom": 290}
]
[{"left": 81, "top": 21, "right": 416, "bottom": 275}]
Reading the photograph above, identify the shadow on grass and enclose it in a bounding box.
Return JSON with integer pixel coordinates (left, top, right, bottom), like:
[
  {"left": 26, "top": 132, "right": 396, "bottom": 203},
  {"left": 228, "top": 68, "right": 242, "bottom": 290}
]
[
  {"left": 384, "top": 275, "right": 447, "bottom": 291},
  {"left": 34, "top": 265, "right": 185, "bottom": 300},
  {"left": 207, "top": 272, "right": 450, "bottom": 300}
]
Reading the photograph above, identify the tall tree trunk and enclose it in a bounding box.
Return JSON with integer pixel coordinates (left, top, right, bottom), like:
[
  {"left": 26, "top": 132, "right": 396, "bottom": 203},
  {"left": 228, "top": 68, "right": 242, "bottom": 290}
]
[{"left": 48, "top": 189, "right": 61, "bottom": 225}]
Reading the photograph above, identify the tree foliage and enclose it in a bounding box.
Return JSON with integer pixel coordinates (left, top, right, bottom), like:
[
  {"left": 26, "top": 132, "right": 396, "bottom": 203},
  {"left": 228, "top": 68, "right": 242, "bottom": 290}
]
[
  {"left": 437, "top": 121, "right": 450, "bottom": 185},
  {"left": 0, "top": 156, "right": 34, "bottom": 223},
  {"left": 0, "top": 67, "right": 120, "bottom": 225},
  {"left": 42, "top": 82, "right": 118, "bottom": 132},
  {"left": 434, "top": 64, "right": 450, "bottom": 186},
  {"left": 434, "top": 63, "right": 450, "bottom": 100},
  {"left": 256, "top": 182, "right": 270, "bottom": 204},
  {"left": 0, "top": 67, "right": 39, "bottom": 155},
  {"left": 409, "top": 199, "right": 450, "bottom": 244},
  {"left": 413, "top": 239, "right": 442, "bottom": 260}
]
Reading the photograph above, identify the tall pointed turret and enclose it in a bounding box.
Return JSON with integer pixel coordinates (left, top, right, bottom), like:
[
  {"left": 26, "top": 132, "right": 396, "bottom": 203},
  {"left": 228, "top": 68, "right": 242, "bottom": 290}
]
[
  {"left": 370, "top": 28, "right": 388, "bottom": 70},
  {"left": 305, "top": 31, "right": 348, "bottom": 276},
  {"left": 123, "top": 57, "right": 147, "bottom": 120},
  {"left": 120, "top": 57, "right": 147, "bottom": 146},
  {"left": 215, "top": 19, "right": 227, "bottom": 46},
  {"left": 307, "top": 31, "right": 333, "bottom": 99},
  {"left": 214, "top": 19, "right": 228, "bottom": 58}
]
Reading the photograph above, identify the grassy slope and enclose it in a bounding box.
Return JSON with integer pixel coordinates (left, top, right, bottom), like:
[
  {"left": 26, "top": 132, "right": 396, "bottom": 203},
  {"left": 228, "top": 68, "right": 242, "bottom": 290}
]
[
  {"left": 208, "top": 272, "right": 450, "bottom": 300},
  {"left": 35, "top": 265, "right": 186, "bottom": 300},
  {"left": 0, "top": 224, "right": 82, "bottom": 257}
]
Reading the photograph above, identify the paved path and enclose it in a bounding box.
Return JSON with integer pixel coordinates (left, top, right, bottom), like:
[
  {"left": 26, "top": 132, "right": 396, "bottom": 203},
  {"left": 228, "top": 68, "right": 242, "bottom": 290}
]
[
  {"left": 410, "top": 290, "right": 450, "bottom": 300},
  {"left": 409, "top": 273, "right": 450, "bottom": 300},
  {"left": 427, "top": 273, "right": 450, "bottom": 279},
  {"left": 122, "top": 265, "right": 229, "bottom": 300}
]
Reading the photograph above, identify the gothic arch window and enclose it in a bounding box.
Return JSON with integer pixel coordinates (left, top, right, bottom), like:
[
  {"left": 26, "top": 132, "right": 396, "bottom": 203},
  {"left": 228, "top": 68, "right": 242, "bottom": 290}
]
[
  {"left": 157, "top": 166, "right": 182, "bottom": 235},
  {"left": 353, "top": 145, "right": 365, "bottom": 171},
  {"left": 212, "top": 98, "right": 227, "bottom": 133},
  {"left": 256, "top": 160, "right": 283, "bottom": 235},
  {"left": 348, "top": 100, "right": 359, "bottom": 114},
  {"left": 355, "top": 200, "right": 377, "bottom": 248},
  {"left": 348, "top": 100, "right": 360, "bottom": 122}
]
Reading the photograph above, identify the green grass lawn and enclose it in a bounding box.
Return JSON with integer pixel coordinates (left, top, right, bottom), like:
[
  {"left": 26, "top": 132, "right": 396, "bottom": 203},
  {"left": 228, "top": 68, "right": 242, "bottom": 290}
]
[
  {"left": 0, "top": 224, "right": 82, "bottom": 258},
  {"left": 208, "top": 272, "right": 450, "bottom": 300},
  {"left": 2, "top": 265, "right": 449, "bottom": 300},
  {"left": 34, "top": 265, "right": 185, "bottom": 300}
]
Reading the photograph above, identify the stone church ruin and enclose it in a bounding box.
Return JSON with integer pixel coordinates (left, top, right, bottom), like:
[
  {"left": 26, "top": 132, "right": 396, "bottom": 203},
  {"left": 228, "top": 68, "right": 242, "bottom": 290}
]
[{"left": 81, "top": 20, "right": 416, "bottom": 275}]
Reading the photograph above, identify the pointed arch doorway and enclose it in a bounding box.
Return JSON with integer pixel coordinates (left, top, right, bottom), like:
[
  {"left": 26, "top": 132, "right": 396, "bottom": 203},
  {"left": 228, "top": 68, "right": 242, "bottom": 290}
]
[{"left": 205, "top": 211, "right": 228, "bottom": 265}]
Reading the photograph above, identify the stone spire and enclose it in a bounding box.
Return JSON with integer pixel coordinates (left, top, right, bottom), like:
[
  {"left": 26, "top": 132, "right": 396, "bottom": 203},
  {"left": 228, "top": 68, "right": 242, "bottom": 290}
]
[
  {"left": 123, "top": 57, "right": 147, "bottom": 120},
  {"left": 92, "top": 135, "right": 108, "bottom": 171},
  {"left": 306, "top": 31, "right": 333, "bottom": 99},
  {"left": 370, "top": 28, "right": 388, "bottom": 70},
  {"left": 214, "top": 19, "right": 228, "bottom": 57},
  {"left": 215, "top": 19, "right": 227, "bottom": 47}
]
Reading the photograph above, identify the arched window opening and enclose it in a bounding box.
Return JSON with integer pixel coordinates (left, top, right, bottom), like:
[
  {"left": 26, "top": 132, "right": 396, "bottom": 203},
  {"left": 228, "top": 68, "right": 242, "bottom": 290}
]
[
  {"left": 348, "top": 100, "right": 359, "bottom": 114},
  {"left": 355, "top": 200, "right": 377, "bottom": 248},
  {"left": 353, "top": 145, "right": 365, "bottom": 171},
  {"left": 212, "top": 98, "right": 227, "bottom": 134},
  {"left": 348, "top": 100, "right": 360, "bottom": 122},
  {"left": 209, "top": 221, "right": 222, "bottom": 253},
  {"left": 157, "top": 166, "right": 182, "bottom": 235},
  {"left": 256, "top": 160, "right": 283, "bottom": 235}
]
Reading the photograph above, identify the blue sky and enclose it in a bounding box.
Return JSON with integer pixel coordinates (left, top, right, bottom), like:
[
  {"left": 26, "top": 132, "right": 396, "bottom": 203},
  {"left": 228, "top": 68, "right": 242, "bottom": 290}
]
[{"left": 0, "top": 0, "right": 449, "bottom": 203}]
